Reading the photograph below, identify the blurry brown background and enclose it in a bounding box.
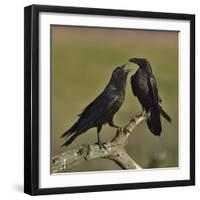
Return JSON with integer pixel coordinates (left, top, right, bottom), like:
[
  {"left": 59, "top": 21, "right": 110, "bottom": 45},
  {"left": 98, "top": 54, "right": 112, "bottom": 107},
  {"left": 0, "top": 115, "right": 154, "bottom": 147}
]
[{"left": 51, "top": 25, "right": 178, "bottom": 172}]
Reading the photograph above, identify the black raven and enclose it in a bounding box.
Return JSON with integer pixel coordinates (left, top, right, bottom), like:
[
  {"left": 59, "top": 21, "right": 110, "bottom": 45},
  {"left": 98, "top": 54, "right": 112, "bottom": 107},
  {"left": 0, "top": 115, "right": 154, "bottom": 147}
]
[
  {"left": 129, "top": 58, "right": 171, "bottom": 136},
  {"left": 61, "top": 64, "right": 130, "bottom": 147}
]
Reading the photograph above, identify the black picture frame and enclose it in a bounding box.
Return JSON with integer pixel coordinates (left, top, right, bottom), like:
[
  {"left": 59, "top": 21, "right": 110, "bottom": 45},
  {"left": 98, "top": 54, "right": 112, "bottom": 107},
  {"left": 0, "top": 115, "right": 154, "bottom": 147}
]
[{"left": 24, "top": 4, "right": 195, "bottom": 196}]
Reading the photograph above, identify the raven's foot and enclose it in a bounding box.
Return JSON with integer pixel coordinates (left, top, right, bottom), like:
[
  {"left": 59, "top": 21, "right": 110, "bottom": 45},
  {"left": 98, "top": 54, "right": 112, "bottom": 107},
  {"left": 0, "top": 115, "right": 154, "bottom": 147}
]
[
  {"left": 99, "top": 142, "right": 107, "bottom": 150},
  {"left": 118, "top": 127, "right": 130, "bottom": 133},
  {"left": 95, "top": 142, "right": 107, "bottom": 150}
]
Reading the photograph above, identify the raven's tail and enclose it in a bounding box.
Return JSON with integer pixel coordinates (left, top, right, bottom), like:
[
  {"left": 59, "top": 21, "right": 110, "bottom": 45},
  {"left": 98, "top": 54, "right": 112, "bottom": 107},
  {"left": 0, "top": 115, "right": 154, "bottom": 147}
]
[
  {"left": 61, "top": 121, "right": 90, "bottom": 147},
  {"left": 159, "top": 106, "right": 172, "bottom": 122},
  {"left": 61, "top": 122, "right": 79, "bottom": 147},
  {"left": 61, "top": 134, "right": 79, "bottom": 147},
  {"left": 61, "top": 124, "right": 76, "bottom": 138},
  {"left": 147, "top": 107, "right": 162, "bottom": 136}
]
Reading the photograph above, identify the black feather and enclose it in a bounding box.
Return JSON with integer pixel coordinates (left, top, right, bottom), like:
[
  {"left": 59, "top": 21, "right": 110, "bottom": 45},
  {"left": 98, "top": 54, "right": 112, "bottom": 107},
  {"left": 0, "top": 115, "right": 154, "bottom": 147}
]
[
  {"left": 62, "top": 64, "right": 129, "bottom": 147},
  {"left": 129, "top": 58, "right": 171, "bottom": 136},
  {"left": 147, "top": 107, "right": 162, "bottom": 136},
  {"left": 160, "top": 106, "right": 172, "bottom": 122}
]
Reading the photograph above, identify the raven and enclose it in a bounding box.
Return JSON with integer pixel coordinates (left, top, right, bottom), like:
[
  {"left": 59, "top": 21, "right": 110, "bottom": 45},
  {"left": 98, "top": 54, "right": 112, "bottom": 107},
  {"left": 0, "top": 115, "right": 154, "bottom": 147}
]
[
  {"left": 61, "top": 64, "right": 130, "bottom": 148},
  {"left": 129, "top": 58, "right": 171, "bottom": 136}
]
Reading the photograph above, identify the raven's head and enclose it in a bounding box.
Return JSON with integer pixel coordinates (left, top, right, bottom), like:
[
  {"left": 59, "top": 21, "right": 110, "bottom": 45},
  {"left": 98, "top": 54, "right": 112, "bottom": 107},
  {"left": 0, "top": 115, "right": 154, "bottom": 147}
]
[
  {"left": 112, "top": 64, "right": 131, "bottom": 79},
  {"left": 129, "top": 58, "right": 152, "bottom": 72},
  {"left": 109, "top": 64, "right": 131, "bottom": 89},
  {"left": 129, "top": 58, "right": 149, "bottom": 66}
]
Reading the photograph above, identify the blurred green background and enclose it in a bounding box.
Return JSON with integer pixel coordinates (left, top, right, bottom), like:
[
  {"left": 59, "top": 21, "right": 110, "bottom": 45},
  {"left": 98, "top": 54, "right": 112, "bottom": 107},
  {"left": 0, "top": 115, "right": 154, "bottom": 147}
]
[{"left": 51, "top": 26, "right": 178, "bottom": 172}]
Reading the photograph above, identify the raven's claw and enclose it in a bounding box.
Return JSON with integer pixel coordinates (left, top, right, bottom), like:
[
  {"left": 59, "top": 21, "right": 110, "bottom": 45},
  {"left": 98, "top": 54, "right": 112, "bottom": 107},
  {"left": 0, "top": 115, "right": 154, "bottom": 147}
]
[{"left": 118, "top": 127, "right": 130, "bottom": 133}]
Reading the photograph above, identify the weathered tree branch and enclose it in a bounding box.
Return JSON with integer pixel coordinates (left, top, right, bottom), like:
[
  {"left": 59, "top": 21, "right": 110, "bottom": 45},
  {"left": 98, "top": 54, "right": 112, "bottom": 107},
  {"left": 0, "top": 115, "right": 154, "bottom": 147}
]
[{"left": 52, "top": 115, "right": 146, "bottom": 173}]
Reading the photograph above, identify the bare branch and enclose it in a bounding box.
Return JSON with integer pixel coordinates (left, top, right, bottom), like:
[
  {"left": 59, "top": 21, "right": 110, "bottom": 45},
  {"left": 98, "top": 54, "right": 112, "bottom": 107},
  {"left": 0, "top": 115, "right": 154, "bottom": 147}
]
[{"left": 52, "top": 115, "right": 146, "bottom": 173}]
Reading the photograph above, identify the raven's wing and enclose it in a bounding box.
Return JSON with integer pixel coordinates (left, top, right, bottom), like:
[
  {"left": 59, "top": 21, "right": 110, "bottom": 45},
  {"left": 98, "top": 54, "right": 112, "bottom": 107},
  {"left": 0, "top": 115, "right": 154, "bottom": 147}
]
[
  {"left": 148, "top": 75, "right": 171, "bottom": 123},
  {"left": 62, "top": 89, "right": 123, "bottom": 140},
  {"left": 78, "top": 91, "right": 121, "bottom": 123},
  {"left": 61, "top": 92, "right": 122, "bottom": 145},
  {"left": 130, "top": 74, "right": 138, "bottom": 96},
  {"left": 147, "top": 75, "right": 162, "bottom": 135},
  {"left": 148, "top": 75, "right": 159, "bottom": 106},
  {"left": 145, "top": 72, "right": 160, "bottom": 103}
]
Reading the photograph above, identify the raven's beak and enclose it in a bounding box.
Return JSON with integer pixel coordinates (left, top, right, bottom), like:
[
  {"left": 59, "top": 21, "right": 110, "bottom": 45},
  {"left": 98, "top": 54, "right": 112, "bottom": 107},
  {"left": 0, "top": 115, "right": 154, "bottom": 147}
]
[
  {"left": 121, "top": 64, "right": 132, "bottom": 73},
  {"left": 129, "top": 58, "right": 138, "bottom": 64}
]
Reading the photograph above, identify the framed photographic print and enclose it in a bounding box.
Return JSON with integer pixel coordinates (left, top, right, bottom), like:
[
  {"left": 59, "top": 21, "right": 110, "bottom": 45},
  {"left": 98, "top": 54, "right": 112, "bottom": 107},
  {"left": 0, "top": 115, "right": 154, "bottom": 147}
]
[{"left": 24, "top": 4, "right": 195, "bottom": 195}]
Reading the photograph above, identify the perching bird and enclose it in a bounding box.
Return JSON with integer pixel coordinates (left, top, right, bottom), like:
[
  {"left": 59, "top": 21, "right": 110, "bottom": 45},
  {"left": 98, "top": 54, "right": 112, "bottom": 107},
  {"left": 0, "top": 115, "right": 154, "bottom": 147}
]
[
  {"left": 129, "top": 58, "right": 171, "bottom": 136},
  {"left": 61, "top": 64, "right": 130, "bottom": 148}
]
